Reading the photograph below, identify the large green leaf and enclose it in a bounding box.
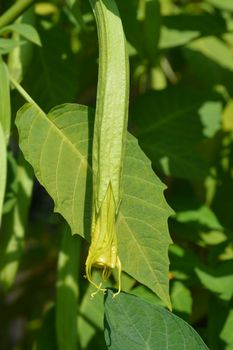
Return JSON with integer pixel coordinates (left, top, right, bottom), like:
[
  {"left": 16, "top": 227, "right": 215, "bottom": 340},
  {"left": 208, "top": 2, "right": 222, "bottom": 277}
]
[
  {"left": 131, "top": 88, "right": 222, "bottom": 179},
  {"left": 104, "top": 290, "right": 208, "bottom": 350},
  {"left": 23, "top": 24, "right": 78, "bottom": 111},
  {"left": 16, "top": 102, "right": 172, "bottom": 307}
]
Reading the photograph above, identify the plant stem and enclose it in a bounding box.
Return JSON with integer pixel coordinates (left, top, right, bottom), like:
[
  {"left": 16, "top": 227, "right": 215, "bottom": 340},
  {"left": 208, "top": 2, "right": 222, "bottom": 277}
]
[
  {"left": 0, "top": 0, "right": 34, "bottom": 28},
  {"left": 10, "top": 74, "right": 43, "bottom": 112}
]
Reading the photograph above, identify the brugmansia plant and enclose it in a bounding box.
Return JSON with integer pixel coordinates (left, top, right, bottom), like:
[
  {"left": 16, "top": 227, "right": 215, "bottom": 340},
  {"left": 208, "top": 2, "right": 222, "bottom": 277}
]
[{"left": 2, "top": 0, "right": 233, "bottom": 349}]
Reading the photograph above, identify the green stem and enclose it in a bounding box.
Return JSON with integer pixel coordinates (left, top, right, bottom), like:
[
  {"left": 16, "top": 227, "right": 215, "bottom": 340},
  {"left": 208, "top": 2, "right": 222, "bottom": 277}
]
[
  {"left": 10, "top": 74, "right": 43, "bottom": 112},
  {"left": 0, "top": 0, "right": 34, "bottom": 28}
]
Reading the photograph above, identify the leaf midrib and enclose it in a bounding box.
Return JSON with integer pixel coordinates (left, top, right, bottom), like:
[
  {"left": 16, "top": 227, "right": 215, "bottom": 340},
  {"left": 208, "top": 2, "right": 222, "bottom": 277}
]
[
  {"left": 31, "top": 106, "right": 92, "bottom": 172},
  {"left": 118, "top": 212, "right": 170, "bottom": 307}
]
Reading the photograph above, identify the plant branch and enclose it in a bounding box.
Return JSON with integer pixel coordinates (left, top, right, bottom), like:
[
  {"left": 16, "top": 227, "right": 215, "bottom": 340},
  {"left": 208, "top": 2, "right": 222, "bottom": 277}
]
[
  {"left": 10, "top": 74, "right": 43, "bottom": 112},
  {"left": 0, "top": 0, "right": 34, "bottom": 28}
]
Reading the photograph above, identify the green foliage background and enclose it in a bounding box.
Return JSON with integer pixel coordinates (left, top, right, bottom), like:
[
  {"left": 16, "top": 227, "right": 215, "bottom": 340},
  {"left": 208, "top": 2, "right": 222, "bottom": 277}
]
[{"left": 1, "top": 0, "right": 233, "bottom": 349}]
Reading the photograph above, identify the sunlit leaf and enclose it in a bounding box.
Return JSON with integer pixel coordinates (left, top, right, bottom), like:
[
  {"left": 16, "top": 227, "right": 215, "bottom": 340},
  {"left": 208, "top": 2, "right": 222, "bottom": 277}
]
[
  {"left": 16, "top": 102, "right": 172, "bottom": 307},
  {"left": 0, "top": 23, "right": 41, "bottom": 46}
]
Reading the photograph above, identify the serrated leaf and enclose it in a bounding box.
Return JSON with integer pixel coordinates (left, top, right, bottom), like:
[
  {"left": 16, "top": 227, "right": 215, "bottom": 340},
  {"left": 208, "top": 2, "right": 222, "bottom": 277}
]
[
  {"left": 77, "top": 272, "right": 106, "bottom": 348},
  {"left": 16, "top": 102, "right": 172, "bottom": 307},
  {"left": 0, "top": 23, "right": 41, "bottom": 46},
  {"left": 16, "top": 103, "right": 93, "bottom": 239},
  {"left": 118, "top": 134, "right": 172, "bottom": 307},
  {"left": 131, "top": 88, "right": 222, "bottom": 179},
  {"left": 104, "top": 290, "right": 208, "bottom": 350}
]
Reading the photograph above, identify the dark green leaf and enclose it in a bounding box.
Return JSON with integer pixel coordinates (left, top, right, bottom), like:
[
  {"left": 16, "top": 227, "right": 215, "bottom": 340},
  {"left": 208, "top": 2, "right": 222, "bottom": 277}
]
[
  {"left": 183, "top": 37, "right": 233, "bottom": 94},
  {"left": 23, "top": 24, "right": 78, "bottom": 111},
  {"left": 34, "top": 305, "right": 57, "bottom": 350},
  {"left": 131, "top": 88, "right": 222, "bottom": 179},
  {"left": 196, "top": 260, "right": 233, "bottom": 301},
  {"left": 104, "top": 290, "right": 208, "bottom": 350}
]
